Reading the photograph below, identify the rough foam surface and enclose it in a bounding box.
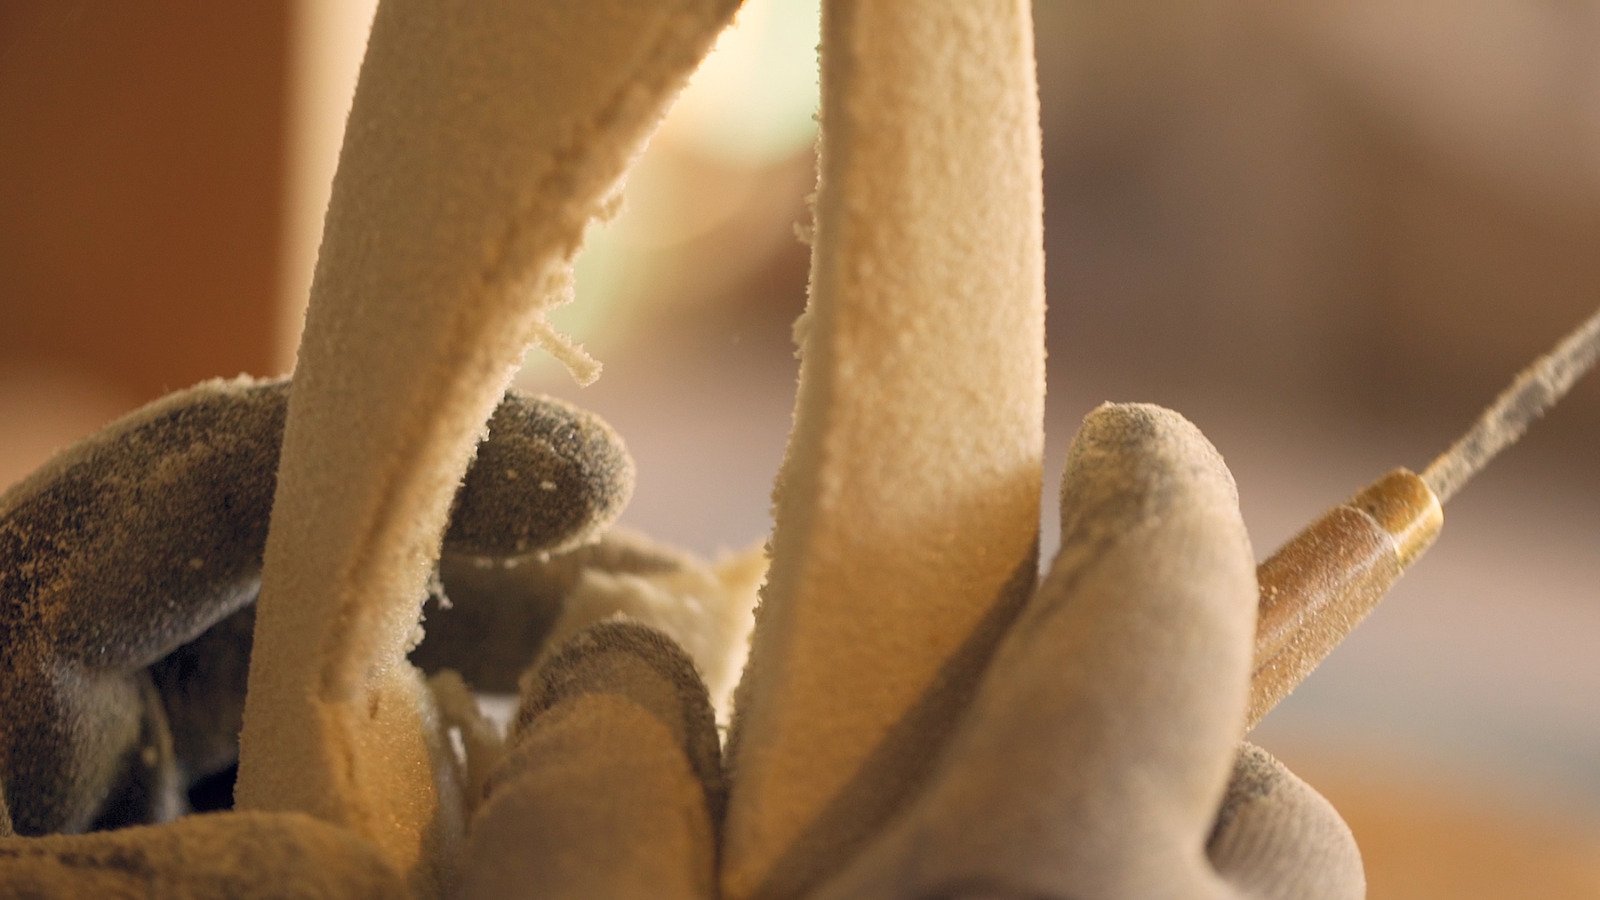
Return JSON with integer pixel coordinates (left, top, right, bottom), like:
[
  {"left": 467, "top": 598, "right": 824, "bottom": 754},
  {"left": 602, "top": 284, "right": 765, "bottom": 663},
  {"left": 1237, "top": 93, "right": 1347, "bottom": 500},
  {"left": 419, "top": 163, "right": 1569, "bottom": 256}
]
[{"left": 721, "top": 2, "right": 1047, "bottom": 895}]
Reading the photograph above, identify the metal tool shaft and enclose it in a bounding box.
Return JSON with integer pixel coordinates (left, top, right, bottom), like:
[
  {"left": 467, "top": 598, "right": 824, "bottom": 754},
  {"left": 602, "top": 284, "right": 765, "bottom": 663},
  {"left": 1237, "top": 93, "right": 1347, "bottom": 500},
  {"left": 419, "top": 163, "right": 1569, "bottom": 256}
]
[{"left": 1423, "top": 305, "right": 1600, "bottom": 504}]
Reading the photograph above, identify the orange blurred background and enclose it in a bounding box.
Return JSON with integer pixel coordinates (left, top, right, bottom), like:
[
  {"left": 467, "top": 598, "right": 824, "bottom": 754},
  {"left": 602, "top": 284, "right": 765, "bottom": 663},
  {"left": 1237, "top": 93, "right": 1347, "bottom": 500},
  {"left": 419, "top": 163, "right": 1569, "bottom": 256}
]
[{"left": 2, "top": 3, "right": 1597, "bottom": 895}]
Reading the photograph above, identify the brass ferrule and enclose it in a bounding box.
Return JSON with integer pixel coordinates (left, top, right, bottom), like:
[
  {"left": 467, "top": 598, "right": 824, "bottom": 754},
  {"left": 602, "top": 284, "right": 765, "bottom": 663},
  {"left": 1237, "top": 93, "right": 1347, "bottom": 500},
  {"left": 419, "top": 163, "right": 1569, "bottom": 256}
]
[{"left": 1350, "top": 468, "right": 1443, "bottom": 568}]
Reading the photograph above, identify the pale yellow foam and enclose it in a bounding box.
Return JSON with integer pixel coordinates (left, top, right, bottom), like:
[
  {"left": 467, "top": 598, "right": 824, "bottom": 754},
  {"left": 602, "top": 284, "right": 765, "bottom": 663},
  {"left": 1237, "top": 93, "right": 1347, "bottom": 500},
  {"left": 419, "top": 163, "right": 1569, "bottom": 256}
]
[{"left": 234, "top": 1, "right": 737, "bottom": 893}]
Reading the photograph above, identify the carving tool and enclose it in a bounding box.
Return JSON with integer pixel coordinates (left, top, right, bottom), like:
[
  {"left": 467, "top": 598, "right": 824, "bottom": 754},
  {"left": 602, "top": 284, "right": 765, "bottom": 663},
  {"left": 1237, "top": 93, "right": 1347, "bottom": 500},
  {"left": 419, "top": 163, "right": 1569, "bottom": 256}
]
[{"left": 1249, "top": 304, "right": 1600, "bottom": 727}]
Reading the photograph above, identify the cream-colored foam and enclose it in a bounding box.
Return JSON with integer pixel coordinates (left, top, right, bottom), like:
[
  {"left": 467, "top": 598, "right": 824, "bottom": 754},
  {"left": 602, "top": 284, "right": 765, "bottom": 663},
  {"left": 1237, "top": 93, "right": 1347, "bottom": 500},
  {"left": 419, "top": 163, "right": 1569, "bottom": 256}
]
[
  {"left": 721, "top": 2, "right": 1047, "bottom": 895},
  {"left": 546, "top": 541, "right": 764, "bottom": 723},
  {"left": 233, "top": 0, "right": 737, "bottom": 893}
]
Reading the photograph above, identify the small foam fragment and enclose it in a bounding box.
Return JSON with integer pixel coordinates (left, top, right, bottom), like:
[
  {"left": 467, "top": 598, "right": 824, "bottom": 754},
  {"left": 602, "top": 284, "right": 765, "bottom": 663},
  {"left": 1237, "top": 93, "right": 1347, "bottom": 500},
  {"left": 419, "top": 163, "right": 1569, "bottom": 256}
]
[{"left": 416, "top": 528, "right": 762, "bottom": 719}]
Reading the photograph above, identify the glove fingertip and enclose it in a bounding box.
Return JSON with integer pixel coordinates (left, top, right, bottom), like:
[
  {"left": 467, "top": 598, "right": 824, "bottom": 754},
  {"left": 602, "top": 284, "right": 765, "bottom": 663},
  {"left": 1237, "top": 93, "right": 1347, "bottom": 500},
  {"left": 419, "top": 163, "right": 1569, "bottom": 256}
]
[
  {"left": 444, "top": 393, "right": 635, "bottom": 559},
  {"left": 507, "top": 619, "right": 723, "bottom": 817},
  {"left": 459, "top": 621, "right": 722, "bottom": 899},
  {"left": 1209, "top": 743, "right": 1365, "bottom": 900}
]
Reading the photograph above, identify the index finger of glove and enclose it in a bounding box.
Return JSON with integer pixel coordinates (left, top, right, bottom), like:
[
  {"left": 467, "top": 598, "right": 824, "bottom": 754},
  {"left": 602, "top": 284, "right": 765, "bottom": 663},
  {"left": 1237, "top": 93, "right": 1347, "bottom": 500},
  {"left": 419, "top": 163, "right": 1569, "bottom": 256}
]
[
  {"left": 1017, "top": 402, "right": 1257, "bottom": 846},
  {"left": 0, "top": 378, "right": 632, "bottom": 672}
]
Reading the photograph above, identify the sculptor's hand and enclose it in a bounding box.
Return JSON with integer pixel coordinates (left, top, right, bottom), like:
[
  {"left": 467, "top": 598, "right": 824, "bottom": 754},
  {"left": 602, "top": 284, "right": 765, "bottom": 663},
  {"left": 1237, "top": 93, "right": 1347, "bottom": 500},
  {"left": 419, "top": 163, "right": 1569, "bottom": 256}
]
[
  {"left": 813, "top": 403, "right": 1364, "bottom": 899},
  {"left": 3, "top": 383, "right": 1362, "bottom": 898},
  {"left": 470, "top": 403, "right": 1366, "bottom": 900}
]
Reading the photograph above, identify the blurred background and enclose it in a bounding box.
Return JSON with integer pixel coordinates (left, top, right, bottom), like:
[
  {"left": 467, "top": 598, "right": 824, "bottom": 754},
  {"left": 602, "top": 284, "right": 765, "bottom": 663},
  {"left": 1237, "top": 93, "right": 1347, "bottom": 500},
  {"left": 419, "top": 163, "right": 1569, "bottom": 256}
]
[{"left": 2, "top": 2, "right": 1597, "bottom": 895}]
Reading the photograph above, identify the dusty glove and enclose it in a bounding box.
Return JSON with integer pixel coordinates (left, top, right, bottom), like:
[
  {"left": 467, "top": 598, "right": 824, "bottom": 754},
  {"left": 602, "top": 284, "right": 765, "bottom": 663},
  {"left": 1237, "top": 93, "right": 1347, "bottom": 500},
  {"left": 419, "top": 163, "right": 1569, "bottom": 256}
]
[
  {"left": 438, "top": 403, "right": 1365, "bottom": 899},
  {"left": 0, "top": 377, "right": 632, "bottom": 837},
  {"left": 813, "top": 403, "right": 1364, "bottom": 899},
  {"left": 455, "top": 621, "right": 723, "bottom": 899}
]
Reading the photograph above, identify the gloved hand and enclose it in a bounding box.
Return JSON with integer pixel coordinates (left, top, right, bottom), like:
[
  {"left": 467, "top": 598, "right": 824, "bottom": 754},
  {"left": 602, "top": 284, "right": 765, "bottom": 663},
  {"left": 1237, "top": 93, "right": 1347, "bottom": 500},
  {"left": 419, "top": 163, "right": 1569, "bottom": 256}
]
[
  {"left": 0, "top": 373, "right": 766, "bottom": 896},
  {"left": 811, "top": 403, "right": 1364, "bottom": 899},
  {"left": 0, "top": 376, "right": 632, "bottom": 840},
  {"left": 1, "top": 386, "right": 1363, "bottom": 898},
  {"left": 464, "top": 403, "right": 1366, "bottom": 900}
]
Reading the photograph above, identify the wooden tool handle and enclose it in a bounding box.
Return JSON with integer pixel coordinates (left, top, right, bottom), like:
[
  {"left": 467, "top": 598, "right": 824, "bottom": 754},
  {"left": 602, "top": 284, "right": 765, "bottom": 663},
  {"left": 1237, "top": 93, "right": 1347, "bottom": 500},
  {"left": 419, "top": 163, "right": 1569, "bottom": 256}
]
[{"left": 1248, "top": 469, "right": 1442, "bottom": 729}]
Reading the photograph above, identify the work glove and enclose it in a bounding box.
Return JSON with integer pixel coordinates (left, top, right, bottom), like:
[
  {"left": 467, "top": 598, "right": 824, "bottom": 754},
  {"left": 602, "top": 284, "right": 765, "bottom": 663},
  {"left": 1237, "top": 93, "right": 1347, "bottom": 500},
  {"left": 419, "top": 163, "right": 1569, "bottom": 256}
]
[
  {"left": 0, "top": 375, "right": 766, "bottom": 895},
  {"left": 455, "top": 620, "right": 724, "bottom": 899},
  {"left": 809, "top": 403, "right": 1365, "bottom": 899},
  {"left": 0, "top": 377, "right": 632, "bottom": 870},
  {"left": 0, "top": 383, "right": 1363, "bottom": 898},
  {"left": 446, "top": 403, "right": 1365, "bottom": 900}
]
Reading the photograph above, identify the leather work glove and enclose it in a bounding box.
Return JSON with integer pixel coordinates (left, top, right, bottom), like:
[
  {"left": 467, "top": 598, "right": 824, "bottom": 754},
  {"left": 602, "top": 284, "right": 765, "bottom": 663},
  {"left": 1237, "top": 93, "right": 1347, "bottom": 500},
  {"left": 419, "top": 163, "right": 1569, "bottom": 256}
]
[
  {"left": 0, "top": 374, "right": 766, "bottom": 896},
  {"left": 1, "top": 386, "right": 1364, "bottom": 898},
  {"left": 445, "top": 403, "right": 1366, "bottom": 900},
  {"left": 3, "top": 0, "right": 1370, "bottom": 894},
  {"left": 0, "top": 376, "right": 633, "bottom": 890},
  {"left": 802, "top": 403, "right": 1364, "bottom": 899}
]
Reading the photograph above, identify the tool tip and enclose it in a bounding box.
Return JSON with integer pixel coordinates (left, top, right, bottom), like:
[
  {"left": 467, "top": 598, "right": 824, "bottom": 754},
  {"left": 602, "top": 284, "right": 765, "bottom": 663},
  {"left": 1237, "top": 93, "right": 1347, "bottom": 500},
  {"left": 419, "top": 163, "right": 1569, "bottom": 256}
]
[{"left": 1423, "top": 304, "right": 1600, "bottom": 504}]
